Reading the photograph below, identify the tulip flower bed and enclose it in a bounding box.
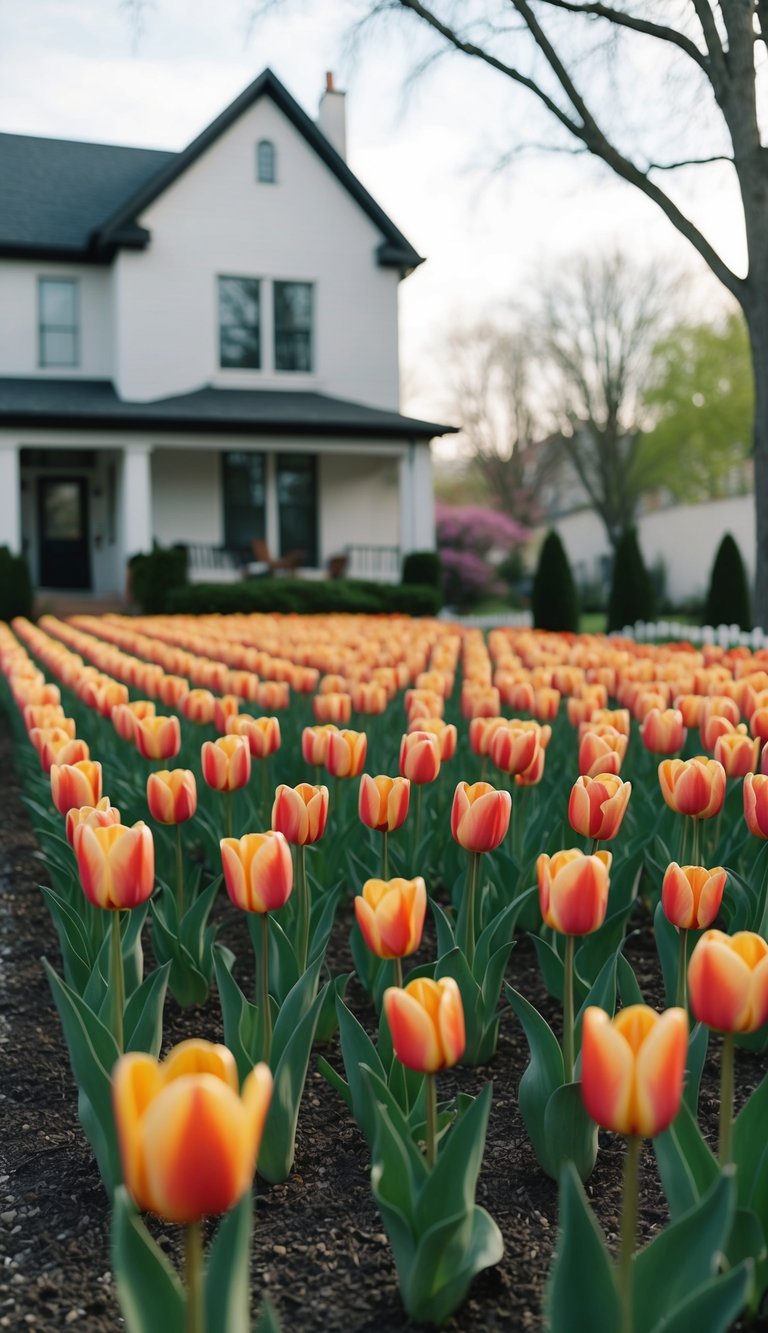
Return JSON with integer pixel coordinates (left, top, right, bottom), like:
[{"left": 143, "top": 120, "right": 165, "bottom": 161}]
[{"left": 2, "top": 611, "right": 768, "bottom": 1332}]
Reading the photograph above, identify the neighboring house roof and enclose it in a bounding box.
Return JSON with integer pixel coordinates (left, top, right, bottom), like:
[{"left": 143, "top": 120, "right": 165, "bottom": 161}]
[
  {"left": 0, "top": 378, "right": 457, "bottom": 439},
  {"left": 0, "top": 69, "right": 423, "bottom": 273}
]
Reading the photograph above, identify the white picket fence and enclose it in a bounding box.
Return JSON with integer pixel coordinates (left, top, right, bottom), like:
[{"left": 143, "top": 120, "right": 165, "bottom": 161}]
[{"left": 438, "top": 609, "right": 765, "bottom": 649}]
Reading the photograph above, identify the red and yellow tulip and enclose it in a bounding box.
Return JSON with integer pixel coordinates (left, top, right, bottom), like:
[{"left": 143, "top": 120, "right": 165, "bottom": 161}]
[{"left": 581, "top": 1004, "right": 688, "bottom": 1137}]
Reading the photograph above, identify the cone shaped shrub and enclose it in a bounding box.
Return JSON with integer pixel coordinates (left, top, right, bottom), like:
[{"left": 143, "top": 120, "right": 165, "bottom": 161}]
[
  {"left": 704, "top": 533, "right": 751, "bottom": 630},
  {"left": 532, "top": 531, "right": 579, "bottom": 632},
  {"left": 607, "top": 528, "right": 655, "bottom": 632}
]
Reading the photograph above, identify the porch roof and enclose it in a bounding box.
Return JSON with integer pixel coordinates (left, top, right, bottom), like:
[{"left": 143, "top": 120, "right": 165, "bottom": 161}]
[{"left": 0, "top": 378, "right": 456, "bottom": 440}]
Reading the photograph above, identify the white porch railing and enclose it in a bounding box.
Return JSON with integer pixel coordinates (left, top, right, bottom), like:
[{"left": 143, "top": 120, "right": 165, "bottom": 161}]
[{"left": 617, "top": 621, "right": 766, "bottom": 649}]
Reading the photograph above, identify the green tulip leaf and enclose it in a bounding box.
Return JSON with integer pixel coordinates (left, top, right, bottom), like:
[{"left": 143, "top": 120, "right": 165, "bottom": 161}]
[
  {"left": 111, "top": 1187, "right": 185, "bottom": 1333},
  {"left": 333, "top": 997, "right": 387, "bottom": 1146},
  {"left": 617, "top": 950, "right": 644, "bottom": 1007},
  {"left": 543, "top": 1082, "right": 598, "bottom": 1183},
  {"left": 683, "top": 1022, "right": 709, "bottom": 1116},
  {"left": 258, "top": 976, "right": 328, "bottom": 1183},
  {"left": 647, "top": 1261, "right": 752, "bottom": 1333},
  {"left": 416, "top": 1084, "right": 492, "bottom": 1230},
  {"left": 653, "top": 1100, "right": 718, "bottom": 1221},
  {"left": 405, "top": 1205, "right": 503, "bottom": 1325},
  {"left": 506, "top": 984, "right": 564, "bottom": 1176},
  {"left": 204, "top": 1192, "right": 252, "bottom": 1333},
  {"left": 124, "top": 962, "right": 171, "bottom": 1057},
  {"left": 545, "top": 1163, "right": 620, "bottom": 1333}
]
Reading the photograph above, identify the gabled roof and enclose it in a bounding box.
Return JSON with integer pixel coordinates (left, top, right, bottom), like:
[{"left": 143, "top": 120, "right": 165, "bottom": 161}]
[
  {"left": 0, "top": 378, "right": 456, "bottom": 439},
  {"left": 0, "top": 69, "right": 424, "bottom": 273}
]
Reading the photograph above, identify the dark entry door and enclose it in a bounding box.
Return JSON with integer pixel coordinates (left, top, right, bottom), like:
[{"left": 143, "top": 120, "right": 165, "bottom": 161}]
[{"left": 38, "top": 477, "right": 90, "bottom": 589}]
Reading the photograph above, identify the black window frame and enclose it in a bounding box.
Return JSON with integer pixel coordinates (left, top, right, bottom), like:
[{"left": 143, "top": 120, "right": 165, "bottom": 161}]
[
  {"left": 38, "top": 277, "right": 79, "bottom": 368},
  {"left": 218, "top": 275, "right": 262, "bottom": 371},
  {"left": 256, "top": 139, "right": 276, "bottom": 184},
  {"left": 273, "top": 280, "right": 314, "bottom": 373}
]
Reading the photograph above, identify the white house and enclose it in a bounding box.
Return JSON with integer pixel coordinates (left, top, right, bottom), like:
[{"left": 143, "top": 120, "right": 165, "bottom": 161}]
[{"left": 0, "top": 70, "right": 453, "bottom": 596}]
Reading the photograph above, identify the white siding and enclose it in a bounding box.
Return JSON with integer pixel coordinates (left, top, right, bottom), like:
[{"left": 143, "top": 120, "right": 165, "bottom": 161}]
[
  {"left": 0, "top": 260, "right": 113, "bottom": 378},
  {"left": 151, "top": 449, "right": 223, "bottom": 546},
  {"left": 318, "top": 453, "right": 400, "bottom": 565}
]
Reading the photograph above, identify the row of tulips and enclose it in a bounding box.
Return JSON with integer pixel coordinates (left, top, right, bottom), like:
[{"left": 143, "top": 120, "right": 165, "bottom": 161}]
[{"left": 5, "top": 612, "right": 768, "bottom": 1331}]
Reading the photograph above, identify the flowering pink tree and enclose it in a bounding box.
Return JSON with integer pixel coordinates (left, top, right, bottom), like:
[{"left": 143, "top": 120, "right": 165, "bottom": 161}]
[{"left": 436, "top": 504, "right": 528, "bottom": 608}]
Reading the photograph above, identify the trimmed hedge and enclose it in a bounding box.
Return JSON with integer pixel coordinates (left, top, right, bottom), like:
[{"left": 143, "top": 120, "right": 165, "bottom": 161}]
[
  {"left": 531, "top": 531, "right": 579, "bottom": 632},
  {"left": 0, "top": 546, "right": 33, "bottom": 621},
  {"left": 705, "top": 533, "right": 752, "bottom": 630},
  {"left": 607, "top": 528, "right": 656, "bottom": 632},
  {"left": 129, "top": 545, "right": 188, "bottom": 614},
  {"left": 402, "top": 550, "right": 443, "bottom": 599},
  {"left": 165, "top": 578, "right": 443, "bottom": 617}
]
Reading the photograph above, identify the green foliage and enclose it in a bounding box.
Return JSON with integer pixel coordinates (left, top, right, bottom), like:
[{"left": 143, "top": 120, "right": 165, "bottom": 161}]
[
  {"left": 166, "top": 577, "right": 442, "bottom": 616},
  {"left": 531, "top": 530, "right": 579, "bottom": 631},
  {"left": 640, "top": 313, "right": 753, "bottom": 503},
  {"left": 704, "top": 533, "right": 752, "bottom": 630},
  {"left": 128, "top": 544, "right": 187, "bottom": 614},
  {"left": 607, "top": 527, "right": 656, "bottom": 631},
  {"left": 401, "top": 549, "right": 443, "bottom": 596},
  {"left": 0, "top": 546, "right": 33, "bottom": 620}
]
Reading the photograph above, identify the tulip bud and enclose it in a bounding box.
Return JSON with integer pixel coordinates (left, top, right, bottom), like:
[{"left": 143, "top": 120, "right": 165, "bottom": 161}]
[
  {"left": 301, "top": 723, "right": 337, "bottom": 767},
  {"left": 744, "top": 772, "right": 768, "bottom": 838},
  {"left": 568, "top": 773, "right": 632, "bottom": 841},
  {"left": 688, "top": 930, "right": 768, "bottom": 1033},
  {"left": 358, "top": 774, "right": 410, "bottom": 832},
  {"left": 533, "top": 687, "right": 561, "bottom": 721},
  {"left": 658, "top": 756, "right": 725, "bottom": 819},
  {"left": 51, "top": 760, "right": 103, "bottom": 815},
  {"left": 213, "top": 694, "right": 240, "bottom": 733},
  {"left": 537, "top": 849, "right": 612, "bottom": 935},
  {"left": 135, "top": 715, "right": 181, "bottom": 761},
  {"left": 581, "top": 1005, "right": 688, "bottom": 1137},
  {"left": 220, "top": 831, "right": 293, "bottom": 913},
  {"left": 226, "top": 713, "right": 281, "bottom": 759},
  {"left": 662, "top": 862, "right": 726, "bottom": 930},
  {"left": 399, "top": 730, "right": 441, "bottom": 784},
  {"left": 157, "top": 675, "right": 189, "bottom": 707},
  {"left": 383, "top": 976, "right": 465, "bottom": 1073},
  {"left": 407, "top": 716, "right": 457, "bottom": 761},
  {"left": 349, "top": 682, "right": 388, "bottom": 715},
  {"left": 450, "top": 781, "right": 511, "bottom": 853},
  {"left": 325, "top": 728, "right": 368, "bottom": 778},
  {"left": 640, "top": 708, "right": 686, "bottom": 755},
  {"left": 147, "top": 769, "right": 198, "bottom": 824},
  {"left": 112, "top": 700, "right": 156, "bottom": 743},
  {"left": 36, "top": 731, "right": 90, "bottom": 774},
  {"left": 272, "top": 783, "right": 329, "bottom": 845},
  {"left": 201, "top": 735, "right": 251, "bottom": 792},
  {"left": 180, "top": 689, "right": 216, "bottom": 724},
  {"left": 468, "top": 715, "right": 506, "bottom": 758},
  {"left": 355, "top": 877, "right": 426, "bottom": 958},
  {"left": 714, "top": 729, "right": 761, "bottom": 779},
  {"left": 112, "top": 1041, "right": 272, "bottom": 1223},
  {"left": 65, "top": 798, "right": 121, "bottom": 847},
  {"left": 578, "top": 727, "right": 628, "bottom": 778},
  {"left": 73, "top": 820, "right": 155, "bottom": 910},
  {"left": 314, "top": 691, "right": 352, "bottom": 724}
]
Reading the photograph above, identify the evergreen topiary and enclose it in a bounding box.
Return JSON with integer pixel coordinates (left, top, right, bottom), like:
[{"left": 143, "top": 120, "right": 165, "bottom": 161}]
[
  {"left": 401, "top": 550, "right": 442, "bottom": 594},
  {"left": 0, "top": 546, "right": 33, "bottom": 621},
  {"left": 704, "top": 533, "right": 752, "bottom": 630},
  {"left": 531, "top": 530, "right": 579, "bottom": 631},
  {"left": 607, "top": 528, "right": 656, "bottom": 632}
]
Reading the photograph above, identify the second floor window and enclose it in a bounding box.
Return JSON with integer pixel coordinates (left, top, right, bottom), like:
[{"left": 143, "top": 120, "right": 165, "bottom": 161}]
[
  {"left": 39, "top": 278, "right": 79, "bottom": 367},
  {"left": 218, "top": 276, "right": 260, "bottom": 369},
  {"left": 274, "top": 281, "right": 313, "bottom": 372},
  {"left": 256, "top": 139, "right": 276, "bottom": 183}
]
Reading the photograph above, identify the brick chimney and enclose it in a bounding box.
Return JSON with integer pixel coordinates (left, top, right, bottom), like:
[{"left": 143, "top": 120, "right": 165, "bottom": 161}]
[{"left": 317, "top": 71, "right": 346, "bottom": 160}]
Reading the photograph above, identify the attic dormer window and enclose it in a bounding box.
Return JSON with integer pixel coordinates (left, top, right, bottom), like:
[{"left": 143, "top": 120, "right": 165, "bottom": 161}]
[{"left": 256, "top": 139, "right": 276, "bottom": 184}]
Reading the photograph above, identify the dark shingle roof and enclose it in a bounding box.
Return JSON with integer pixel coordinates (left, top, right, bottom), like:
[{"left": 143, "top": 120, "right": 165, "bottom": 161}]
[
  {"left": 0, "top": 378, "right": 456, "bottom": 439},
  {"left": 0, "top": 70, "right": 424, "bottom": 272}
]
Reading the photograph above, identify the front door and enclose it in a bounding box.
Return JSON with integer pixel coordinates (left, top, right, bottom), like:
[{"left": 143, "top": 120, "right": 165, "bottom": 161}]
[{"left": 38, "top": 477, "right": 90, "bottom": 589}]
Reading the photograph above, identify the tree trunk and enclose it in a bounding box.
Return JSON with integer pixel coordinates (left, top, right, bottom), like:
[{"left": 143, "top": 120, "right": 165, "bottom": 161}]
[{"left": 746, "top": 297, "right": 768, "bottom": 630}]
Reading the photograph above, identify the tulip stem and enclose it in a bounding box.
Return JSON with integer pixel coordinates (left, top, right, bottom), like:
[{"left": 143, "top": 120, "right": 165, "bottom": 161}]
[
  {"left": 563, "top": 933, "right": 575, "bottom": 1084},
  {"left": 463, "top": 851, "right": 480, "bottom": 966},
  {"left": 110, "top": 910, "right": 124, "bottom": 1055},
  {"left": 261, "top": 913, "right": 272, "bottom": 1066},
  {"left": 393, "top": 956, "right": 403, "bottom": 989},
  {"left": 691, "top": 816, "right": 701, "bottom": 868},
  {"left": 719, "top": 1031, "right": 735, "bottom": 1166},
  {"left": 512, "top": 792, "right": 522, "bottom": 861},
  {"left": 297, "top": 843, "right": 310, "bottom": 974},
  {"left": 184, "top": 1220, "right": 205, "bottom": 1333},
  {"left": 619, "top": 1134, "right": 640, "bottom": 1333},
  {"left": 414, "top": 785, "right": 423, "bottom": 854},
  {"left": 225, "top": 790, "right": 233, "bottom": 840},
  {"left": 676, "top": 928, "right": 688, "bottom": 1009},
  {"left": 679, "top": 817, "right": 689, "bottom": 865},
  {"left": 382, "top": 829, "right": 389, "bottom": 880},
  {"left": 425, "top": 1072, "right": 438, "bottom": 1169},
  {"left": 590, "top": 837, "right": 600, "bottom": 856},
  {"left": 261, "top": 759, "right": 270, "bottom": 823},
  {"left": 175, "top": 823, "right": 185, "bottom": 917}
]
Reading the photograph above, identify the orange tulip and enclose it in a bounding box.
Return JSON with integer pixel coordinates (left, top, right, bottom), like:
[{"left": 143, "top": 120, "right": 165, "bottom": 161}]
[
  {"left": 358, "top": 774, "right": 411, "bottom": 832},
  {"left": 674, "top": 694, "right": 705, "bottom": 729},
  {"left": 658, "top": 756, "right": 725, "bottom": 819},
  {"left": 220, "top": 831, "right": 293, "bottom": 913},
  {"left": 34, "top": 730, "right": 90, "bottom": 774},
  {"left": 700, "top": 713, "right": 739, "bottom": 752},
  {"left": 399, "top": 730, "right": 441, "bottom": 784},
  {"left": 135, "top": 715, "right": 181, "bottom": 761},
  {"left": 744, "top": 772, "right": 768, "bottom": 838},
  {"left": 112, "top": 700, "right": 156, "bottom": 743},
  {"left": 201, "top": 735, "right": 251, "bottom": 792},
  {"left": 301, "top": 724, "right": 337, "bottom": 767},
  {"left": 450, "top": 781, "right": 511, "bottom": 853},
  {"left": 661, "top": 862, "right": 726, "bottom": 930},
  {"left": 112, "top": 1040, "right": 272, "bottom": 1223},
  {"left": 51, "top": 759, "right": 103, "bottom": 815},
  {"left": 180, "top": 689, "right": 216, "bottom": 724},
  {"left": 750, "top": 707, "right": 768, "bottom": 745},
  {"left": 581, "top": 1005, "right": 688, "bottom": 1137},
  {"left": 568, "top": 773, "right": 632, "bottom": 841},
  {"left": 313, "top": 692, "right": 352, "bottom": 724},
  {"left": 533, "top": 687, "right": 561, "bottom": 721},
  {"left": 354, "top": 877, "right": 427, "bottom": 958},
  {"left": 256, "top": 680, "right": 290, "bottom": 711},
  {"left": 65, "top": 798, "right": 122, "bottom": 847},
  {"left": 213, "top": 694, "right": 240, "bottom": 733},
  {"left": 73, "top": 820, "right": 154, "bottom": 910},
  {"left": 489, "top": 723, "right": 538, "bottom": 776},
  {"left": 714, "top": 729, "right": 761, "bottom": 779},
  {"left": 272, "top": 783, "right": 329, "bottom": 845},
  {"left": 537, "top": 849, "right": 612, "bottom": 935},
  {"left": 227, "top": 713, "right": 281, "bottom": 759},
  {"left": 157, "top": 675, "right": 189, "bottom": 708},
  {"left": 578, "top": 727, "right": 628, "bottom": 778},
  {"left": 23, "top": 703, "right": 70, "bottom": 733},
  {"left": 147, "top": 769, "right": 198, "bottom": 824},
  {"left": 688, "top": 930, "right": 768, "bottom": 1033},
  {"left": 325, "top": 728, "right": 368, "bottom": 779},
  {"left": 468, "top": 715, "right": 506, "bottom": 758},
  {"left": 349, "top": 682, "right": 388, "bottom": 715},
  {"left": 383, "top": 976, "right": 465, "bottom": 1073},
  {"left": 515, "top": 744, "right": 547, "bottom": 787},
  {"left": 408, "top": 716, "right": 457, "bottom": 760},
  {"left": 640, "top": 708, "right": 686, "bottom": 755}
]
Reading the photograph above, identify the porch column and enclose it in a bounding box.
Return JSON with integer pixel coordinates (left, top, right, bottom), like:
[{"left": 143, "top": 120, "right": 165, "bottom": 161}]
[
  {"left": 398, "top": 446, "right": 415, "bottom": 556},
  {"left": 411, "top": 441, "right": 436, "bottom": 550},
  {"left": 265, "top": 452, "right": 280, "bottom": 555},
  {"left": 121, "top": 441, "right": 153, "bottom": 558},
  {"left": 0, "top": 444, "right": 21, "bottom": 553}
]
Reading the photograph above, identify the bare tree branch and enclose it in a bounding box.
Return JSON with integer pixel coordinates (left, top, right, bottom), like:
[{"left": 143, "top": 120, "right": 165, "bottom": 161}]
[
  {"left": 646, "top": 153, "right": 734, "bottom": 169},
  {"left": 534, "top": 0, "right": 708, "bottom": 68}
]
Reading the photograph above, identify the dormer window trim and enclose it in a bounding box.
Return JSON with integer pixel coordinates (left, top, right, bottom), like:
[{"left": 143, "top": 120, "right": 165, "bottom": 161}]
[{"left": 256, "top": 138, "right": 276, "bottom": 184}]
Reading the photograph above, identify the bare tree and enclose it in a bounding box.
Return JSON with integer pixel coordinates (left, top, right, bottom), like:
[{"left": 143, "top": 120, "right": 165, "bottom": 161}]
[{"left": 262, "top": 0, "right": 768, "bottom": 622}]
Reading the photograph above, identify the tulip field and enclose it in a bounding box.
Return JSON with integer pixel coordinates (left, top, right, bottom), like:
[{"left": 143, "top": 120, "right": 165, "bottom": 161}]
[{"left": 3, "top": 611, "right": 768, "bottom": 1332}]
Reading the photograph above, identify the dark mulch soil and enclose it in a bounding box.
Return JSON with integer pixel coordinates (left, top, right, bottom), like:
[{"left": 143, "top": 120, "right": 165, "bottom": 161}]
[{"left": 1, "top": 712, "right": 766, "bottom": 1331}]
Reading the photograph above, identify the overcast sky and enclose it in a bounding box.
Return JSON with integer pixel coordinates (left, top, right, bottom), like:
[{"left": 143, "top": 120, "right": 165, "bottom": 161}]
[{"left": 0, "top": 0, "right": 747, "bottom": 435}]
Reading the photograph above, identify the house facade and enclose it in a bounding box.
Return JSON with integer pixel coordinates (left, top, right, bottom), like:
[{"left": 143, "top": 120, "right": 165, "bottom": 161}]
[{"left": 0, "top": 70, "right": 452, "bottom": 595}]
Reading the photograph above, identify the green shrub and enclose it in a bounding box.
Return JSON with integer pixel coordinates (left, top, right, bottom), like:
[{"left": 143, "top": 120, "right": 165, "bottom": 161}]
[
  {"left": 704, "top": 533, "right": 752, "bottom": 630},
  {"left": 0, "top": 546, "right": 33, "bottom": 621},
  {"left": 401, "top": 550, "right": 443, "bottom": 596},
  {"left": 165, "top": 578, "right": 442, "bottom": 617},
  {"left": 607, "top": 528, "right": 656, "bottom": 632},
  {"left": 531, "top": 531, "right": 579, "bottom": 632},
  {"left": 128, "top": 544, "right": 188, "bottom": 614}
]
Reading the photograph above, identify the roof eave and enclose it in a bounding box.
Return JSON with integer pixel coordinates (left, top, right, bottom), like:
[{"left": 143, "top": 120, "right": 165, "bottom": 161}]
[{"left": 0, "top": 409, "right": 454, "bottom": 438}]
